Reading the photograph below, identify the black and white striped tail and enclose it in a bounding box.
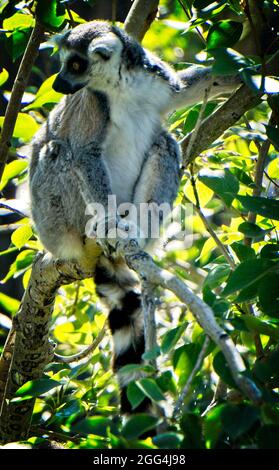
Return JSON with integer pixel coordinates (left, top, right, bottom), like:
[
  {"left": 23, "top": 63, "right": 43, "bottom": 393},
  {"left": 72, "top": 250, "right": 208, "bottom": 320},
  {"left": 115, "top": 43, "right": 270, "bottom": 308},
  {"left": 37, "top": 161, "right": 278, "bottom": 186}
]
[{"left": 94, "top": 255, "right": 150, "bottom": 413}]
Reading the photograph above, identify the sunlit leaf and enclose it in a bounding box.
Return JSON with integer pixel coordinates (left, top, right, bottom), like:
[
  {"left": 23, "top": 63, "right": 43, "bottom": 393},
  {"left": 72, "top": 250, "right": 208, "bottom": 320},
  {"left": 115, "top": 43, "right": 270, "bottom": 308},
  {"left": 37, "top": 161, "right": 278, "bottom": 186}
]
[
  {"left": 0, "top": 113, "right": 39, "bottom": 142},
  {"left": 11, "top": 224, "right": 33, "bottom": 249},
  {"left": 0, "top": 292, "right": 20, "bottom": 314},
  {"left": 199, "top": 168, "right": 239, "bottom": 206},
  {"left": 0, "top": 159, "right": 28, "bottom": 191},
  {"left": 207, "top": 20, "right": 243, "bottom": 50},
  {"left": 0, "top": 68, "right": 8, "bottom": 87},
  {"left": 14, "top": 378, "right": 61, "bottom": 400},
  {"left": 24, "top": 74, "right": 63, "bottom": 110}
]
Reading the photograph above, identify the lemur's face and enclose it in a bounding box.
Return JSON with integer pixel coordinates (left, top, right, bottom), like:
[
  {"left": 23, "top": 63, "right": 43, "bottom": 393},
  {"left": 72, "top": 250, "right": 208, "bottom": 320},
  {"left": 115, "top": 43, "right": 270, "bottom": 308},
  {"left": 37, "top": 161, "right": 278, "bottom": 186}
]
[{"left": 52, "top": 22, "right": 125, "bottom": 95}]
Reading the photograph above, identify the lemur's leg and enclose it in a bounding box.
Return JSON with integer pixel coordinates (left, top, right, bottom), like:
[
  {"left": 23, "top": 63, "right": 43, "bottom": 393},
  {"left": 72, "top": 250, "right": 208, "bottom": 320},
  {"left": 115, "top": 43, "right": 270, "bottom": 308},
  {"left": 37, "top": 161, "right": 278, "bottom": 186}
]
[
  {"left": 94, "top": 255, "right": 151, "bottom": 413},
  {"left": 165, "top": 65, "right": 242, "bottom": 113},
  {"left": 131, "top": 130, "right": 181, "bottom": 248}
]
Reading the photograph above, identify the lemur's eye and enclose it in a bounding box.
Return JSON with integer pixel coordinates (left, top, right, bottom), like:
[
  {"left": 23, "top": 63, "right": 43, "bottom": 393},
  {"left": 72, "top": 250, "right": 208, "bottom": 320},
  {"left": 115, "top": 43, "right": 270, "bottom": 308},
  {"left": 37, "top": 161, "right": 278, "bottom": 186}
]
[{"left": 67, "top": 55, "right": 88, "bottom": 74}]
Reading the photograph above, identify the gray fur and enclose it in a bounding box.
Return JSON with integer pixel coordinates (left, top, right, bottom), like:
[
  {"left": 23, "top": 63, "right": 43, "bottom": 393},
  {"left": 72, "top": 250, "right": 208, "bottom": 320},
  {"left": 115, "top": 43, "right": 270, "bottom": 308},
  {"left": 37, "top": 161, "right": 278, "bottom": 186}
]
[{"left": 28, "top": 21, "right": 241, "bottom": 411}]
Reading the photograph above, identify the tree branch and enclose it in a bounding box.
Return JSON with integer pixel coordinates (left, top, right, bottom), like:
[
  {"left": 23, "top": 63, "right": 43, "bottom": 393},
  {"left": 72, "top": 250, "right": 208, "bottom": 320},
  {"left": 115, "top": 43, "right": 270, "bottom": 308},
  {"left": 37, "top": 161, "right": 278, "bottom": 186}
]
[
  {"left": 117, "top": 239, "right": 261, "bottom": 403},
  {"left": 124, "top": 0, "right": 160, "bottom": 42},
  {"left": 0, "top": 239, "right": 262, "bottom": 442},
  {"left": 0, "top": 21, "right": 45, "bottom": 181},
  {"left": 0, "top": 253, "right": 90, "bottom": 442},
  {"left": 181, "top": 51, "right": 279, "bottom": 169}
]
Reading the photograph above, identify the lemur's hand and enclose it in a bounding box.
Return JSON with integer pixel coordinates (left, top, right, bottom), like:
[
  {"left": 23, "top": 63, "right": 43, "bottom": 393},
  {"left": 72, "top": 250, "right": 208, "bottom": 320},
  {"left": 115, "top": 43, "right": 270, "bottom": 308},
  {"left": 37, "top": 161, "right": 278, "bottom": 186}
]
[{"left": 90, "top": 215, "right": 142, "bottom": 255}]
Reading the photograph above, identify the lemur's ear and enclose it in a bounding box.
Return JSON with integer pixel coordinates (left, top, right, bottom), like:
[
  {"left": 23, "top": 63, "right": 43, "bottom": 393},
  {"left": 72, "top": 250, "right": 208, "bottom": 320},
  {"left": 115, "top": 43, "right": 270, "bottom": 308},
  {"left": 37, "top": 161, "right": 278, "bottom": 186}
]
[
  {"left": 91, "top": 44, "right": 114, "bottom": 60},
  {"left": 89, "top": 33, "right": 122, "bottom": 60},
  {"left": 51, "top": 29, "right": 70, "bottom": 47}
]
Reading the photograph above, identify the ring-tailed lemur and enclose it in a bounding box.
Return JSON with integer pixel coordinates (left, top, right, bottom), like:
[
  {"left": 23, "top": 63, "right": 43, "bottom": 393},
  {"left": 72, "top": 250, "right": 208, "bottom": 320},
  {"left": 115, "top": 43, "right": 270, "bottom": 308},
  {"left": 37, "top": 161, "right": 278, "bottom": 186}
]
[{"left": 28, "top": 21, "right": 240, "bottom": 413}]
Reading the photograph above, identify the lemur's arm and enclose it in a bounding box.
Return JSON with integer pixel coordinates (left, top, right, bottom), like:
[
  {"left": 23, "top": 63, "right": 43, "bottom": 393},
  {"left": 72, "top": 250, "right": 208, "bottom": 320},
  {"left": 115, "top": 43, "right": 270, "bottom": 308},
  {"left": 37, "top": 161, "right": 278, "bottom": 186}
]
[
  {"left": 74, "top": 141, "right": 113, "bottom": 209},
  {"left": 164, "top": 65, "right": 242, "bottom": 114}
]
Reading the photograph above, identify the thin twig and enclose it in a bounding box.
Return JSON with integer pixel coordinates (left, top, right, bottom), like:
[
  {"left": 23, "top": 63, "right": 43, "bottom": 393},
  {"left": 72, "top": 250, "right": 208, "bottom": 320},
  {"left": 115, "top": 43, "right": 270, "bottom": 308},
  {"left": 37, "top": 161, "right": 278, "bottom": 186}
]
[
  {"left": 53, "top": 322, "right": 107, "bottom": 364},
  {"left": 184, "top": 176, "right": 236, "bottom": 270},
  {"left": 201, "top": 378, "right": 227, "bottom": 416},
  {"left": 0, "top": 21, "right": 45, "bottom": 181},
  {"left": 173, "top": 336, "right": 210, "bottom": 419},
  {"left": 30, "top": 426, "right": 81, "bottom": 444},
  {"left": 183, "top": 86, "right": 211, "bottom": 164},
  {"left": 244, "top": 113, "right": 275, "bottom": 245},
  {"left": 177, "top": 0, "right": 206, "bottom": 45}
]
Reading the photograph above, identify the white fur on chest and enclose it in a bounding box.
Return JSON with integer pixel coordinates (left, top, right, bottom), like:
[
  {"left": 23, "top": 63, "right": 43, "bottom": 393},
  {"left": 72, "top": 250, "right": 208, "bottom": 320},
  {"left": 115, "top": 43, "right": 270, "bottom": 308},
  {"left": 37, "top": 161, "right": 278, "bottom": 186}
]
[{"left": 102, "top": 71, "right": 171, "bottom": 204}]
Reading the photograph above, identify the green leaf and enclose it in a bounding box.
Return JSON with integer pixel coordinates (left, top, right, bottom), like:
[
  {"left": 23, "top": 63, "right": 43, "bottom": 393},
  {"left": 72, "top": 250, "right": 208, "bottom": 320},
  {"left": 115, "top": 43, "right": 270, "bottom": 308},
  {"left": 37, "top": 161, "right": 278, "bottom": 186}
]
[
  {"left": 5, "top": 28, "right": 32, "bottom": 61},
  {"left": 156, "top": 371, "right": 177, "bottom": 395},
  {"left": 1, "top": 249, "right": 35, "bottom": 283},
  {"left": 14, "top": 378, "right": 61, "bottom": 400},
  {"left": 243, "top": 315, "right": 279, "bottom": 341},
  {"left": 122, "top": 414, "right": 158, "bottom": 439},
  {"left": 260, "top": 243, "right": 279, "bottom": 260},
  {"left": 0, "top": 159, "right": 28, "bottom": 191},
  {"left": 211, "top": 48, "right": 252, "bottom": 75},
  {"left": 0, "top": 113, "right": 39, "bottom": 142},
  {"left": 266, "top": 124, "right": 279, "bottom": 151},
  {"left": 152, "top": 432, "right": 183, "bottom": 449},
  {"left": 204, "top": 265, "right": 230, "bottom": 289},
  {"left": 24, "top": 74, "right": 63, "bottom": 110},
  {"left": 231, "top": 242, "right": 256, "bottom": 261},
  {"left": 136, "top": 378, "right": 165, "bottom": 402},
  {"left": 0, "top": 68, "right": 8, "bottom": 87},
  {"left": 268, "top": 157, "right": 279, "bottom": 178},
  {"left": 3, "top": 12, "right": 34, "bottom": 30},
  {"left": 173, "top": 344, "right": 201, "bottom": 386},
  {"left": 142, "top": 345, "right": 160, "bottom": 361},
  {"left": 161, "top": 323, "right": 187, "bottom": 354},
  {"left": 0, "top": 0, "right": 18, "bottom": 22},
  {"left": 71, "top": 416, "right": 111, "bottom": 437},
  {"left": 0, "top": 292, "right": 20, "bottom": 314},
  {"left": 236, "top": 195, "right": 279, "bottom": 220},
  {"left": 118, "top": 363, "right": 155, "bottom": 376},
  {"left": 258, "top": 274, "right": 279, "bottom": 318},
  {"left": 207, "top": 20, "right": 243, "bottom": 50},
  {"left": 213, "top": 351, "right": 236, "bottom": 388},
  {"left": 221, "top": 404, "right": 259, "bottom": 439},
  {"left": 204, "top": 404, "right": 226, "bottom": 448},
  {"left": 127, "top": 381, "right": 145, "bottom": 410},
  {"left": 180, "top": 413, "right": 205, "bottom": 449},
  {"left": 238, "top": 221, "right": 270, "bottom": 239},
  {"left": 230, "top": 167, "right": 255, "bottom": 189},
  {"left": 11, "top": 224, "right": 33, "bottom": 249},
  {"left": 198, "top": 168, "right": 239, "bottom": 206},
  {"left": 222, "top": 258, "right": 275, "bottom": 296},
  {"left": 36, "top": 0, "right": 66, "bottom": 31}
]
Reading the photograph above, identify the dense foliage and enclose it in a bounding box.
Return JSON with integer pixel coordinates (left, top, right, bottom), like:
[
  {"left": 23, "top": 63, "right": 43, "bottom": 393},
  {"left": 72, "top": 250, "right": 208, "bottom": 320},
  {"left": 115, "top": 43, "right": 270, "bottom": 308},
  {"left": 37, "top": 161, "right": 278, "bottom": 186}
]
[{"left": 0, "top": 0, "right": 279, "bottom": 449}]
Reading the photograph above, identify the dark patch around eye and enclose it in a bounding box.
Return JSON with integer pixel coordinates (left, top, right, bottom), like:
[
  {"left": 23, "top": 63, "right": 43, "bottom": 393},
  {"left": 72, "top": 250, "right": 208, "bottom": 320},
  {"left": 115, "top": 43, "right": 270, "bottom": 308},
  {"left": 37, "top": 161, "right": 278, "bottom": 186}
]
[{"left": 67, "top": 55, "right": 88, "bottom": 74}]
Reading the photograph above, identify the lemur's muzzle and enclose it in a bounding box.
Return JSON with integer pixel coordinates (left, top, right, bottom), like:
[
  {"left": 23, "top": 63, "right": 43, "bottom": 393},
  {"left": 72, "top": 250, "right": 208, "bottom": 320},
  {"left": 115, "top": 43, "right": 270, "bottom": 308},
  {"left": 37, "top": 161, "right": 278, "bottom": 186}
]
[{"left": 52, "top": 74, "right": 84, "bottom": 95}]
